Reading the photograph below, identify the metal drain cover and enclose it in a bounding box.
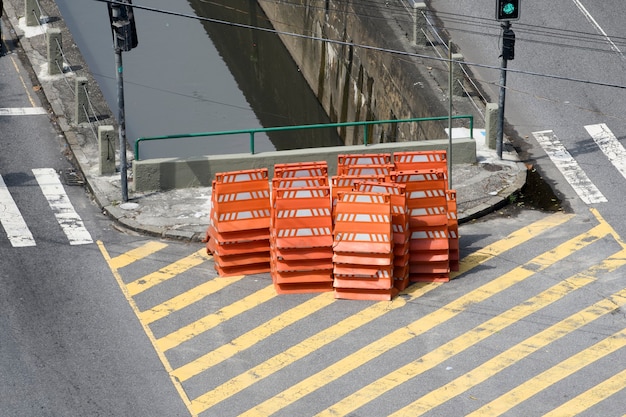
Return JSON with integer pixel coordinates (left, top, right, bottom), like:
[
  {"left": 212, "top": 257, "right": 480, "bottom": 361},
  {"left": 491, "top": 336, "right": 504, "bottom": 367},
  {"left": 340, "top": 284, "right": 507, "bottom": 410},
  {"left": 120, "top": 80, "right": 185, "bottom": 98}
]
[{"left": 61, "top": 168, "right": 85, "bottom": 186}]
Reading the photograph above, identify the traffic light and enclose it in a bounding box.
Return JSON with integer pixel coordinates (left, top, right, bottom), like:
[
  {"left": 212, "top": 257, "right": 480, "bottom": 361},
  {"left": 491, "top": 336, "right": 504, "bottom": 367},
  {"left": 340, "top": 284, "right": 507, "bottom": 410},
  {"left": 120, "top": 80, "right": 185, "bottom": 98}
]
[
  {"left": 502, "top": 28, "right": 515, "bottom": 60},
  {"left": 496, "top": 0, "right": 520, "bottom": 21},
  {"left": 108, "top": 0, "right": 138, "bottom": 51}
]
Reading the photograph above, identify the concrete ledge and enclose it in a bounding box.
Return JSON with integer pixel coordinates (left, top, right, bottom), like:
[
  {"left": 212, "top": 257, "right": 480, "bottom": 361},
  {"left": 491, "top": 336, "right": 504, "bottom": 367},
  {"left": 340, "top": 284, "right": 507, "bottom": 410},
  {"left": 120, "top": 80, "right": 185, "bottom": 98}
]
[{"left": 132, "top": 137, "right": 476, "bottom": 192}]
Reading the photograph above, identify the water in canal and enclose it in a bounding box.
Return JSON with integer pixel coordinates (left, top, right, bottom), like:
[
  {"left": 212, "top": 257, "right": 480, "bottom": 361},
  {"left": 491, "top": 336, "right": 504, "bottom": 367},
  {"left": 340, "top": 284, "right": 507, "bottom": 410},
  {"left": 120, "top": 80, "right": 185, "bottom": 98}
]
[{"left": 55, "top": 0, "right": 342, "bottom": 159}]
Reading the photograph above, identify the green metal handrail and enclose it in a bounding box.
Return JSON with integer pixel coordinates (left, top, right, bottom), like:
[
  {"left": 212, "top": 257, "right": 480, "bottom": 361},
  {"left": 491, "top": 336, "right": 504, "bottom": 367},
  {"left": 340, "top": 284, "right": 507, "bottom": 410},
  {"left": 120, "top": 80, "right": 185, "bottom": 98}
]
[{"left": 134, "top": 115, "right": 473, "bottom": 160}]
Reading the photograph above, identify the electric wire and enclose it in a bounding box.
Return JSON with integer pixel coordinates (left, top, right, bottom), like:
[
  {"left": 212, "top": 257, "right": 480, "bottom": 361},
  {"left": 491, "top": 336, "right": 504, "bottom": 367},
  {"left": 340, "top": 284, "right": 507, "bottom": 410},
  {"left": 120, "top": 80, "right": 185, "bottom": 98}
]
[{"left": 96, "top": 0, "right": 626, "bottom": 91}]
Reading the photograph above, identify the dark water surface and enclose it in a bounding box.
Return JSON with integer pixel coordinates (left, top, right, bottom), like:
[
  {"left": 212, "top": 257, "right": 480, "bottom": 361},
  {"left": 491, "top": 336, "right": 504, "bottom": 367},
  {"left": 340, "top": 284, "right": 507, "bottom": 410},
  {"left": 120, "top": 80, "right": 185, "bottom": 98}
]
[{"left": 55, "top": 0, "right": 341, "bottom": 158}]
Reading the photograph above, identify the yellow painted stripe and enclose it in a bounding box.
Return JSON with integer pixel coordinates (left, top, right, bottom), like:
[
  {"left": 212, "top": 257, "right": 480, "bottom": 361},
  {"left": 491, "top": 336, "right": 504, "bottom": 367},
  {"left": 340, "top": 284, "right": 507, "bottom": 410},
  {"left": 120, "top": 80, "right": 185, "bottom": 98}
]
[
  {"left": 451, "top": 211, "right": 574, "bottom": 278},
  {"left": 173, "top": 290, "right": 337, "bottom": 382},
  {"left": 97, "top": 241, "right": 196, "bottom": 417},
  {"left": 138, "top": 274, "right": 246, "bottom": 325},
  {"left": 467, "top": 331, "right": 626, "bottom": 416},
  {"left": 108, "top": 241, "right": 169, "bottom": 270},
  {"left": 126, "top": 249, "right": 209, "bottom": 297},
  {"left": 156, "top": 284, "right": 278, "bottom": 352},
  {"left": 236, "top": 221, "right": 606, "bottom": 417},
  {"left": 316, "top": 274, "right": 597, "bottom": 417},
  {"left": 390, "top": 277, "right": 626, "bottom": 416},
  {"left": 189, "top": 282, "right": 441, "bottom": 415},
  {"left": 544, "top": 369, "right": 625, "bottom": 417}
]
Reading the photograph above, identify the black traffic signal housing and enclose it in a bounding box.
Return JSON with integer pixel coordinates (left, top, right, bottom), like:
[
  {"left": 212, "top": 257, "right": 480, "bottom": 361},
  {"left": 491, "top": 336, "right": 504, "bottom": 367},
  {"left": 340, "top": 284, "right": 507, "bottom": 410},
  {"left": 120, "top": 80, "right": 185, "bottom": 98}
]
[
  {"left": 502, "top": 28, "right": 515, "bottom": 60},
  {"left": 496, "top": 0, "right": 520, "bottom": 21},
  {"left": 108, "top": 0, "right": 138, "bottom": 51}
]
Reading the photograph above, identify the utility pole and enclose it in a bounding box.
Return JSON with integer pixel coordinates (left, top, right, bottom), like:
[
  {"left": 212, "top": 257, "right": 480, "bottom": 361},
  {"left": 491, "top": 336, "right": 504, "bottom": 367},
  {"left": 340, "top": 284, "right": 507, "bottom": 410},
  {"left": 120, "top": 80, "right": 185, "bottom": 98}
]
[
  {"left": 107, "top": 0, "right": 138, "bottom": 202},
  {"left": 495, "top": 0, "right": 519, "bottom": 159}
]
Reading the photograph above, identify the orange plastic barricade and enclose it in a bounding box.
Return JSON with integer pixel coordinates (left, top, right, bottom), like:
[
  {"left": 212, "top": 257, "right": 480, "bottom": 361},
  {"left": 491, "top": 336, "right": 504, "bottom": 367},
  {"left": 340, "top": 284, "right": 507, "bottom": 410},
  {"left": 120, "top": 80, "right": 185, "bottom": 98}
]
[
  {"left": 339, "top": 164, "right": 395, "bottom": 178},
  {"left": 207, "top": 168, "right": 272, "bottom": 277},
  {"left": 408, "top": 226, "right": 450, "bottom": 282},
  {"left": 333, "top": 192, "right": 393, "bottom": 254},
  {"left": 393, "top": 150, "right": 448, "bottom": 186},
  {"left": 337, "top": 153, "right": 393, "bottom": 175},
  {"left": 354, "top": 181, "right": 410, "bottom": 290},
  {"left": 274, "top": 161, "right": 328, "bottom": 179},
  {"left": 272, "top": 187, "right": 333, "bottom": 249},
  {"left": 270, "top": 178, "right": 334, "bottom": 294}
]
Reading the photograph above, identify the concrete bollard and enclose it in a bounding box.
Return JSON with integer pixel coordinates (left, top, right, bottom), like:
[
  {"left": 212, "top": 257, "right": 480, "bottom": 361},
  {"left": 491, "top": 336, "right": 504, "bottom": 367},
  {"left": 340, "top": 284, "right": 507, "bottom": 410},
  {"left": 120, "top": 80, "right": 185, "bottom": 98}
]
[
  {"left": 412, "top": 2, "right": 427, "bottom": 46},
  {"left": 98, "top": 125, "right": 116, "bottom": 175},
  {"left": 485, "top": 103, "right": 499, "bottom": 150},
  {"left": 75, "top": 77, "right": 88, "bottom": 124},
  {"left": 47, "top": 28, "right": 62, "bottom": 75},
  {"left": 25, "top": 0, "right": 42, "bottom": 27},
  {"left": 451, "top": 53, "right": 465, "bottom": 96}
]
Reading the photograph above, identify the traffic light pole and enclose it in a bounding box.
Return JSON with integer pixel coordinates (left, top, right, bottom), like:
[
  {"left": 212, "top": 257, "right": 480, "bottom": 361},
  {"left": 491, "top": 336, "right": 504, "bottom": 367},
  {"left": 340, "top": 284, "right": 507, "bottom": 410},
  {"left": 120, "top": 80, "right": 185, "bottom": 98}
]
[
  {"left": 114, "top": 45, "right": 128, "bottom": 202},
  {"left": 496, "top": 21, "right": 511, "bottom": 159}
]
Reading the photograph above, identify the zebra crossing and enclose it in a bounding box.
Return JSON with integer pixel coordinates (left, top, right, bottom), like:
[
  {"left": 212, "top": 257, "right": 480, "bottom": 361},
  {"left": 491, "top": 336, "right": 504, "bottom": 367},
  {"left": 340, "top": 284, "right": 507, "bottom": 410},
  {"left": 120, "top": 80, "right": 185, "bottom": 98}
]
[
  {"left": 98, "top": 209, "right": 626, "bottom": 417},
  {"left": 0, "top": 168, "right": 93, "bottom": 247},
  {"left": 532, "top": 123, "right": 626, "bottom": 205}
]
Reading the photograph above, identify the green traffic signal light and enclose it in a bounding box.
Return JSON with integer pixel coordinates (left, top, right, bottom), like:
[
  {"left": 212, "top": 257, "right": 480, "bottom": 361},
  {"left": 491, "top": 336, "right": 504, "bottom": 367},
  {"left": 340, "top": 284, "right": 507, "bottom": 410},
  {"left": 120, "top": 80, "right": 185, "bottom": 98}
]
[{"left": 496, "top": 0, "right": 520, "bottom": 21}]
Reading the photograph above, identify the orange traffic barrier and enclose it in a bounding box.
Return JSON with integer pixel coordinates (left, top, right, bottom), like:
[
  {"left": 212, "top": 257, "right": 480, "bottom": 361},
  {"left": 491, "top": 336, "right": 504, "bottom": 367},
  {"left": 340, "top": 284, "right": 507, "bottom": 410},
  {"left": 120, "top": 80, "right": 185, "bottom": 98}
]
[
  {"left": 333, "top": 192, "right": 393, "bottom": 254},
  {"left": 354, "top": 181, "right": 410, "bottom": 290},
  {"left": 332, "top": 191, "right": 396, "bottom": 299},
  {"left": 393, "top": 150, "right": 448, "bottom": 187},
  {"left": 274, "top": 161, "right": 328, "bottom": 178},
  {"left": 337, "top": 153, "right": 393, "bottom": 175},
  {"left": 408, "top": 226, "right": 450, "bottom": 282},
  {"left": 207, "top": 168, "right": 272, "bottom": 277},
  {"left": 270, "top": 171, "right": 334, "bottom": 293}
]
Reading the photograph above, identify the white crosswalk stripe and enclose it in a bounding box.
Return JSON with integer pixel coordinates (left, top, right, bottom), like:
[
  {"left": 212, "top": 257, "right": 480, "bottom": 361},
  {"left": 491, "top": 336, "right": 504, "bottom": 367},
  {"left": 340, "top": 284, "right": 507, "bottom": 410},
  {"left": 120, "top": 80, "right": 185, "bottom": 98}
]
[
  {"left": 0, "top": 175, "right": 37, "bottom": 247},
  {"left": 584, "top": 123, "right": 626, "bottom": 181},
  {"left": 0, "top": 169, "right": 93, "bottom": 247},
  {"left": 532, "top": 129, "right": 608, "bottom": 205},
  {"left": 32, "top": 168, "right": 93, "bottom": 246}
]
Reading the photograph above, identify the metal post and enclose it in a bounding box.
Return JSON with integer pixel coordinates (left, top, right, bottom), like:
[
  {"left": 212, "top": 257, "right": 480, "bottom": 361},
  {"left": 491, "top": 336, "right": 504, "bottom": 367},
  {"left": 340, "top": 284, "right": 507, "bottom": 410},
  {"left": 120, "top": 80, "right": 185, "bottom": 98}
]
[
  {"left": 496, "top": 21, "right": 511, "bottom": 159},
  {"left": 448, "top": 40, "right": 453, "bottom": 188},
  {"left": 115, "top": 46, "right": 128, "bottom": 201}
]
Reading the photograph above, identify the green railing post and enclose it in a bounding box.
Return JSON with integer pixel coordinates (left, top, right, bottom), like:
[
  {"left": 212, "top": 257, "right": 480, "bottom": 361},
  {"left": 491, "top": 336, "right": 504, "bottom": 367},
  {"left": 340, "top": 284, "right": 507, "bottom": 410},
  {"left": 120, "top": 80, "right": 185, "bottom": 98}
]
[{"left": 250, "top": 132, "right": 255, "bottom": 155}]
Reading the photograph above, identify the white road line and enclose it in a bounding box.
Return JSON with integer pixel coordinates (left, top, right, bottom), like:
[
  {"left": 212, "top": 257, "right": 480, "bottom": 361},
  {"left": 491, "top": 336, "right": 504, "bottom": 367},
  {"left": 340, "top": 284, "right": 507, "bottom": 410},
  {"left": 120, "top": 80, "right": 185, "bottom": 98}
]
[
  {"left": 32, "top": 168, "right": 93, "bottom": 245},
  {"left": 584, "top": 123, "right": 626, "bottom": 181},
  {"left": 0, "top": 107, "right": 48, "bottom": 116},
  {"left": 0, "top": 175, "right": 36, "bottom": 247},
  {"left": 571, "top": 0, "right": 624, "bottom": 60},
  {"left": 532, "top": 130, "right": 607, "bottom": 205}
]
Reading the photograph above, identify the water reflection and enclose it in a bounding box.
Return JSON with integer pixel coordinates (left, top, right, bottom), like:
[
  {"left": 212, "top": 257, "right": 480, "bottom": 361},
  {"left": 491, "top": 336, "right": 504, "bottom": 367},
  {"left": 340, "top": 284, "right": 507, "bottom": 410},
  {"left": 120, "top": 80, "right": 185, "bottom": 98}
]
[{"left": 187, "top": 0, "right": 343, "bottom": 151}]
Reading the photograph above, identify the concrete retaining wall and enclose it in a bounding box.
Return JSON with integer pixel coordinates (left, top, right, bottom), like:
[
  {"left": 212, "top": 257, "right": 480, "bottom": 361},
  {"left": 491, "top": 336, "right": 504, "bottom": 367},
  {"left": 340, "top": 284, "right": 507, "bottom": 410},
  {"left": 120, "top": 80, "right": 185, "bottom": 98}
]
[
  {"left": 132, "top": 137, "right": 475, "bottom": 192},
  {"left": 256, "top": 0, "right": 449, "bottom": 145}
]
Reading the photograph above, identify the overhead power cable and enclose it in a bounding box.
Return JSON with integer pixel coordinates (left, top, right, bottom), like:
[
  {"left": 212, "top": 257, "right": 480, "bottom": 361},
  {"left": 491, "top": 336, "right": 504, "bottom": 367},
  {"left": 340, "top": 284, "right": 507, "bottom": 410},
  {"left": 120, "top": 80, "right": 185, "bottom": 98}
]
[{"left": 93, "top": 0, "right": 626, "bottom": 91}]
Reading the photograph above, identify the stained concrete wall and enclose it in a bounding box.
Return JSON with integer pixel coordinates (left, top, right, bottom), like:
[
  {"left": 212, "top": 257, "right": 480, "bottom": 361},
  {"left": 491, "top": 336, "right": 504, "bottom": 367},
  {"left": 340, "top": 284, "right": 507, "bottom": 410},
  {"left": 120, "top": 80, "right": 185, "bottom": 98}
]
[
  {"left": 132, "top": 137, "right": 475, "bottom": 192},
  {"left": 256, "top": 0, "right": 448, "bottom": 145}
]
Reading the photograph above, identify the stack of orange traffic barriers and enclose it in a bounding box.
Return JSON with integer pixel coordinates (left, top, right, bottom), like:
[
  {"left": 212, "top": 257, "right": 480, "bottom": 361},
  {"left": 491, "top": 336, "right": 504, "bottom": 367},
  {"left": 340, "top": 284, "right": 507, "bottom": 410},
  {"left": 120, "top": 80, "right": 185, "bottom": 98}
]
[
  {"left": 270, "top": 162, "right": 334, "bottom": 294},
  {"left": 205, "top": 150, "right": 459, "bottom": 299},
  {"left": 205, "top": 169, "right": 272, "bottom": 276},
  {"left": 333, "top": 191, "right": 396, "bottom": 300}
]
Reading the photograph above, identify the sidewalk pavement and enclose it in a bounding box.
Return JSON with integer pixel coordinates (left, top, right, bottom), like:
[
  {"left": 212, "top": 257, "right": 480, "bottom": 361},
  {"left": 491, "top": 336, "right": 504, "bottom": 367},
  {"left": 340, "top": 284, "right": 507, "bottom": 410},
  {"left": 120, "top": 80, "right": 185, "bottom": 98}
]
[{"left": 1, "top": 0, "right": 527, "bottom": 243}]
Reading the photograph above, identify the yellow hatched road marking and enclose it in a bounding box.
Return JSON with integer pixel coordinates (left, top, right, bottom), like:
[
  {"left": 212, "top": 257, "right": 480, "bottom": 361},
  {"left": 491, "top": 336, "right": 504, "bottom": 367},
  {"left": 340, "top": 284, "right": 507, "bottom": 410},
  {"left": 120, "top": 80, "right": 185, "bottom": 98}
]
[
  {"left": 138, "top": 274, "right": 246, "bottom": 325},
  {"left": 315, "top": 274, "right": 598, "bottom": 416},
  {"left": 156, "top": 284, "right": 278, "bottom": 352},
  {"left": 236, "top": 217, "right": 603, "bottom": 417},
  {"left": 108, "top": 241, "right": 169, "bottom": 270},
  {"left": 126, "top": 249, "right": 209, "bottom": 297},
  {"left": 97, "top": 241, "right": 196, "bottom": 416},
  {"left": 390, "top": 282, "right": 626, "bottom": 416},
  {"left": 542, "top": 367, "right": 626, "bottom": 417},
  {"left": 451, "top": 211, "right": 574, "bottom": 278},
  {"left": 468, "top": 332, "right": 626, "bottom": 416},
  {"left": 173, "top": 290, "right": 339, "bottom": 382},
  {"left": 188, "top": 282, "right": 441, "bottom": 415}
]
